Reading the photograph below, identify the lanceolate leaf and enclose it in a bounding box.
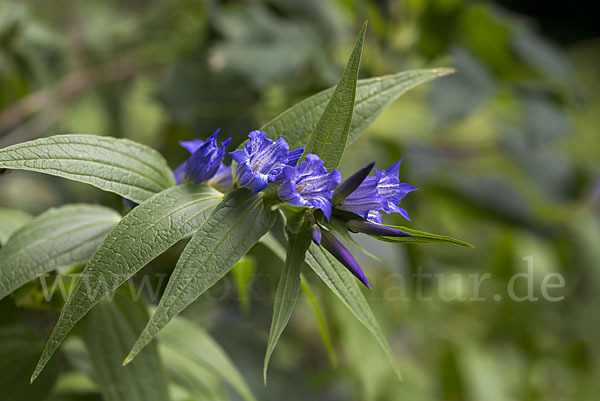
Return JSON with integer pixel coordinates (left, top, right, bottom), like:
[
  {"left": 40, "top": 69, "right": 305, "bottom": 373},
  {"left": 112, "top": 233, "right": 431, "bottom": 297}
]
[
  {"left": 305, "top": 243, "right": 402, "bottom": 381},
  {"left": 261, "top": 68, "right": 454, "bottom": 150},
  {"left": 260, "top": 232, "right": 337, "bottom": 368},
  {"left": 0, "top": 208, "right": 33, "bottom": 244},
  {"left": 302, "top": 21, "right": 367, "bottom": 170},
  {"left": 263, "top": 227, "right": 311, "bottom": 383},
  {"left": 125, "top": 189, "right": 276, "bottom": 363},
  {"left": 31, "top": 185, "right": 222, "bottom": 382},
  {"left": 158, "top": 316, "right": 257, "bottom": 401},
  {"left": 81, "top": 291, "right": 170, "bottom": 401},
  {"left": 374, "top": 225, "right": 473, "bottom": 247},
  {"left": 0, "top": 204, "right": 120, "bottom": 300},
  {"left": 0, "top": 135, "right": 175, "bottom": 203}
]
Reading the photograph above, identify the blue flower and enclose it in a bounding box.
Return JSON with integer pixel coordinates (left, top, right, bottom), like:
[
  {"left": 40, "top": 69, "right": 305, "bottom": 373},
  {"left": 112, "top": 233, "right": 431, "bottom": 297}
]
[
  {"left": 286, "top": 147, "right": 304, "bottom": 167},
  {"left": 174, "top": 129, "right": 231, "bottom": 185},
  {"left": 337, "top": 160, "right": 416, "bottom": 223},
  {"left": 208, "top": 163, "right": 233, "bottom": 193},
  {"left": 229, "top": 130, "right": 290, "bottom": 193},
  {"left": 278, "top": 154, "right": 341, "bottom": 220}
]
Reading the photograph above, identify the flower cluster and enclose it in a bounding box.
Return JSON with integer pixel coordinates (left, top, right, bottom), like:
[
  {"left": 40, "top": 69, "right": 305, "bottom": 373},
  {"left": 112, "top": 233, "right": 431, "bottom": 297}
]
[{"left": 171, "top": 129, "right": 415, "bottom": 288}]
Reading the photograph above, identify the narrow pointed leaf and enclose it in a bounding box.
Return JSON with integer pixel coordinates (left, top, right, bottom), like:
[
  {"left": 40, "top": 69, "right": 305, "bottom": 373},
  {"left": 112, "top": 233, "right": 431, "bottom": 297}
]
[
  {"left": 125, "top": 189, "right": 276, "bottom": 363},
  {"left": 302, "top": 21, "right": 366, "bottom": 170},
  {"left": 0, "top": 135, "right": 175, "bottom": 203},
  {"left": 31, "top": 185, "right": 222, "bottom": 382},
  {"left": 0, "top": 204, "right": 120, "bottom": 300},
  {"left": 262, "top": 68, "right": 454, "bottom": 150},
  {"left": 263, "top": 227, "right": 311, "bottom": 383},
  {"left": 300, "top": 278, "right": 338, "bottom": 368},
  {"left": 373, "top": 225, "right": 473, "bottom": 247},
  {"left": 305, "top": 243, "right": 402, "bottom": 381},
  {"left": 81, "top": 291, "right": 170, "bottom": 401},
  {"left": 0, "top": 208, "right": 33, "bottom": 244},
  {"left": 260, "top": 233, "right": 337, "bottom": 368},
  {"left": 158, "top": 316, "right": 257, "bottom": 401}
]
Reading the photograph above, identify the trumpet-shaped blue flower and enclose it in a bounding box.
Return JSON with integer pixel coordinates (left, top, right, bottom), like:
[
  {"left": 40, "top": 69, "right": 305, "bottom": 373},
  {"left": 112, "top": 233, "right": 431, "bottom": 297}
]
[
  {"left": 278, "top": 154, "right": 341, "bottom": 220},
  {"left": 337, "top": 160, "right": 416, "bottom": 223},
  {"left": 230, "top": 130, "right": 291, "bottom": 193},
  {"left": 174, "top": 129, "right": 231, "bottom": 185}
]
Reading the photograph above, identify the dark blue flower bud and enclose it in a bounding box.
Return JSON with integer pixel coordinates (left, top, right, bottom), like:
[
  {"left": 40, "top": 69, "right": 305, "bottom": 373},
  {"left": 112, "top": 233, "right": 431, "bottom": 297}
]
[
  {"left": 331, "top": 162, "right": 374, "bottom": 205},
  {"left": 320, "top": 229, "right": 371, "bottom": 289}
]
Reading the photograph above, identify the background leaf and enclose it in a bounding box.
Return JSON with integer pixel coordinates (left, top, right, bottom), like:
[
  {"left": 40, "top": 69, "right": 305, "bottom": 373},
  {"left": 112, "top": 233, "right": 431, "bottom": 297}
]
[
  {"left": 374, "top": 225, "right": 473, "bottom": 247},
  {"left": 302, "top": 21, "right": 366, "bottom": 169},
  {"left": 0, "top": 135, "right": 175, "bottom": 203},
  {"left": 0, "top": 204, "right": 120, "bottom": 300},
  {"left": 31, "top": 185, "right": 222, "bottom": 382},
  {"left": 0, "top": 208, "right": 33, "bottom": 244},
  {"left": 158, "top": 315, "right": 257, "bottom": 401},
  {"left": 0, "top": 325, "right": 59, "bottom": 401},
  {"left": 261, "top": 68, "right": 454, "bottom": 150},
  {"left": 231, "top": 256, "right": 255, "bottom": 316},
  {"left": 263, "top": 227, "right": 311, "bottom": 383},
  {"left": 305, "top": 243, "right": 402, "bottom": 381},
  {"left": 81, "top": 291, "right": 170, "bottom": 401},
  {"left": 125, "top": 189, "right": 276, "bottom": 363}
]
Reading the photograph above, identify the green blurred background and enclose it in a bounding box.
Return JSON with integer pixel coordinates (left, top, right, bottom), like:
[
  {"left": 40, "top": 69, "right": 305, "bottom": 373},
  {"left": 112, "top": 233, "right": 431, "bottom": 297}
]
[{"left": 1, "top": 0, "right": 599, "bottom": 400}]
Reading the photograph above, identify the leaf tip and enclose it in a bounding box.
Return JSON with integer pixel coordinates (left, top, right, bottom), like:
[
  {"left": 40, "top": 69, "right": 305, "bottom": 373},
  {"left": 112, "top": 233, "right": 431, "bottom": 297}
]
[{"left": 432, "top": 67, "right": 457, "bottom": 77}]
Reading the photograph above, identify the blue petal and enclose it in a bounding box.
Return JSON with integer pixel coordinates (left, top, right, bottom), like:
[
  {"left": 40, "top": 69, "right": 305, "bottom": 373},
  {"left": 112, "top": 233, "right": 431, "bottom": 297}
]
[
  {"left": 173, "top": 161, "right": 187, "bottom": 185},
  {"left": 209, "top": 164, "right": 233, "bottom": 192},
  {"left": 287, "top": 147, "right": 304, "bottom": 166},
  {"left": 253, "top": 173, "right": 270, "bottom": 194},
  {"left": 179, "top": 139, "right": 205, "bottom": 154},
  {"left": 230, "top": 148, "right": 249, "bottom": 164},
  {"left": 185, "top": 135, "right": 230, "bottom": 184}
]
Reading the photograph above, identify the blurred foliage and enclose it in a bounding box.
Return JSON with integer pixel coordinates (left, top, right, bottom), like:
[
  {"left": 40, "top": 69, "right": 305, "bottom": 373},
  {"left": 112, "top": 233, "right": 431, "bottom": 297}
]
[{"left": 1, "top": 0, "right": 599, "bottom": 400}]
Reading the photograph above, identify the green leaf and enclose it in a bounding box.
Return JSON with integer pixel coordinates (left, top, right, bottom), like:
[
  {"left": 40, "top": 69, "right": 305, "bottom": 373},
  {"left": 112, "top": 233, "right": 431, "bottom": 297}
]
[
  {"left": 0, "top": 135, "right": 175, "bottom": 203},
  {"left": 0, "top": 325, "right": 59, "bottom": 401},
  {"left": 305, "top": 243, "right": 402, "bottom": 381},
  {"left": 81, "top": 291, "right": 170, "bottom": 401},
  {"left": 158, "top": 315, "right": 257, "bottom": 401},
  {"left": 125, "top": 189, "right": 276, "bottom": 363},
  {"left": 160, "top": 346, "right": 228, "bottom": 401},
  {"left": 0, "top": 204, "right": 120, "bottom": 300},
  {"left": 374, "top": 225, "right": 473, "bottom": 247},
  {"left": 260, "top": 232, "right": 337, "bottom": 368},
  {"left": 31, "top": 185, "right": 222, "bottom": 382},
  {"left": 302, "top": 21, "right": 367, "bottom": 170},
  {"left": 300, "top": 277, "right": 337, "bottom": 368},
  {"left": 262, "top": 68, "right": 454, "bottom": 150},
  {"left": 263, "top": 226, "right": 311, "bottom": 384},
  {"left": 0, "top": 208, "right": 33, "bottom": 244},
  {"left": 231, "top": 256, "right": 255, "bottom": 316}
]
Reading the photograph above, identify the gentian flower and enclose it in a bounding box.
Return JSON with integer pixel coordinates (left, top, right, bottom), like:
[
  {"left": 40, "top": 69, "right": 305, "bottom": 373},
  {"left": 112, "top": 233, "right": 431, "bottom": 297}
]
[
  {"left": 208, "top": 163, "right": 233, "bottom": 193},
  {"left": 229, "top": 130, "right": 291, "bottom": 193},
  {"left": 337, "top": 160, "right": 416, "bottom": 223},
  {"left": 278, "top": 154, "right": 341, "bottom": 220},
  {"left": 174, "top": 129, "right": 231, "bottom": 185}
]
